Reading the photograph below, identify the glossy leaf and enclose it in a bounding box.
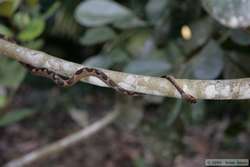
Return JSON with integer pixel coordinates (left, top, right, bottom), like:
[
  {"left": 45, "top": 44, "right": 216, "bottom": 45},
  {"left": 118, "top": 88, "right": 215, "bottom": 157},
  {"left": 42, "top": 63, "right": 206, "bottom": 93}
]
[
  {"left": 13, "top": 12, "right": 31, "bottom": 29},
  {"left": 124, "top": 59, "right": 171, "bottom": 75},
  {"left": 108, "top": 48, "right": 130, "bottom": 65},
  {"left": 84, "top": 48, "right": 130, "bottom": 68},
  {"left": 84, "top": 55, "right": 113, "bottom": 68},
  {"left": 0, "top": 58, "right": 26, "bottom": 89},
  {"left": 42, "top": 1, "right": 61, "bottom": 20},
  {"left": 192, "top": 40, "right": 224, "bottom": 79},
  {"left": 113, "top": 16, "right": 146, "bottom": 29},
  {"left": 80, "top": 27, "right": 116, "bottom": 45},
  {"left": 24, "top": 39, "right": 44, "bottom": 49},
  {"left": 0, "top": 0, "right": 21, "bottom": 17},
  {"left": 202, "top": 0, "right": 250, "bottom": 28},
  {"left": 126, "top": 31, "right": 151, "bottom": 56},
  {"left": 17, "top": 18, "right": 45, "bottom": 42},
  {"left": 75, "top": 0, "right": 133, "bottom": 27},
  {"left": 0, "top": 24, "right": 13, "bottom": 37}
]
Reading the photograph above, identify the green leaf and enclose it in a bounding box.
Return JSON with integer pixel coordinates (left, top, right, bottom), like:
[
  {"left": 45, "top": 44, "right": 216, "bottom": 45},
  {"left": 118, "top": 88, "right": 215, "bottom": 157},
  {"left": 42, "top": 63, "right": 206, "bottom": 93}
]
[
  {"left": 42, "top": 1, "right": 61, "bottom": 20},
  {"left": 0, "top": 95, "right": 7, "bottom": 108},
  {"left": 0, "top": 24, "right": 13, "bottom": 37},
  {"left": 24, "top": 39, "right": 44, "bottom": 49},
  {"left": 13, "top": 12, "right": 31, "bottom": 30},
  {"left": 124, "top": 58, "right": 171, "bottom": 75},
  {"left": 84, "top": 48, "right": 130, "bottom": 68},
  {"left": 126, "top": 31, "right": 151, "bottom": 56},
  {"left": 113, "top": 16, "right": 146, "bottom": 29},
  {"left": 0, "top": 0, "right": 21, "bottom": 17},
  {"left": 165, "top": 42, "right": 185, "bottom": 65},
  {"left": 108, "top": 48, "right": 130, "bottom": 64},
  {"left": 0, "top": 58, "right": 26, "bottom": 89},
  {"left": 80, "top": 27, "right": 116, "bottom": 45},
  {"left": 0, "top": 109, "right": 34, "bottom": 126},
  {"left": 192, "top": 40, "right": 224, "bottom": 79},
  {"left": 84, "top": 55, "right": 113, "bottom": 68},
  {"left": 25, "top": 0, "right": 39, "bottom": 7},
  {"left": 202, "top": 0, "right": 250, "bottom": 28},
  {"left": 74, "top": 0, "right": 134, "bottom": 27},
  {"left": 17, "top": 18, "right": 45, "bottom": 42}
]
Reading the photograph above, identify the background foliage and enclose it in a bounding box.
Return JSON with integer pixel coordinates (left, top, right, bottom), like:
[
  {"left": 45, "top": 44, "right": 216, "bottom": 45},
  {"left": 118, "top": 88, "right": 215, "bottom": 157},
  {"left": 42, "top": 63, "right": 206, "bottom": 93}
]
[{"left": 0, "top": 0, "right": 250, "bottom": 166}]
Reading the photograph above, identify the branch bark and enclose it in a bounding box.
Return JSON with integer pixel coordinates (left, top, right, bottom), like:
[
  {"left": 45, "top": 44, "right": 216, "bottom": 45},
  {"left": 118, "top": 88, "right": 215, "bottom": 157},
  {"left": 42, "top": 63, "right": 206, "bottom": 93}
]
[{"left": 0, "top": 38, "right": 250, "bottom": 100}]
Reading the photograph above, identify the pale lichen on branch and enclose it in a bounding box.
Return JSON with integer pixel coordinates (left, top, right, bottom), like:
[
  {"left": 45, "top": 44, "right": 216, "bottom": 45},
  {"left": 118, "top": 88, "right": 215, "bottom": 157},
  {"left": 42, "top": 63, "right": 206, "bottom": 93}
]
[{"left": 0, "top": 38, "right": 250, "bottom": 100}]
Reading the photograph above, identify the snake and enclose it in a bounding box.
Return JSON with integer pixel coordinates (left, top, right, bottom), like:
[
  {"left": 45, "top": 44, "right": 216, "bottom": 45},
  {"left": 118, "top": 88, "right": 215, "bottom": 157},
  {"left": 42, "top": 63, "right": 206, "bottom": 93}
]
[
  {"left": 21, "top": 63, "right": 196, "bottom": 103},
  {"left": 20, "top": 62, "right": 139, "bottom": 96},
  {"left": 0, "top": 34, "right": 196, "bottom": 103}
]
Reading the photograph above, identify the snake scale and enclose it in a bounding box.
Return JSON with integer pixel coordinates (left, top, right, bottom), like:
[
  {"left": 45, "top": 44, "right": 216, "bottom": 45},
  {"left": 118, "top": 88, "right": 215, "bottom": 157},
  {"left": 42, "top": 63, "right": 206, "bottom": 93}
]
[{"left": 0, "top": 35, "right": 196, "bottom": 103}]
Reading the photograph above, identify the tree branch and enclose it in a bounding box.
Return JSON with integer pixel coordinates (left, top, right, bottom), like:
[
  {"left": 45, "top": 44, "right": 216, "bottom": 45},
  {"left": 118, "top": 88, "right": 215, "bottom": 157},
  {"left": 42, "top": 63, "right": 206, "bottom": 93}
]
[{"left": 0, "top": 38, "right": 250, "bottom": 100}]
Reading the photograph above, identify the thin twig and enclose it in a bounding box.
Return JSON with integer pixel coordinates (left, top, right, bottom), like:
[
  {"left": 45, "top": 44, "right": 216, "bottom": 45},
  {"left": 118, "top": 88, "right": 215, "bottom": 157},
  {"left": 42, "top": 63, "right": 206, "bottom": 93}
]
[{"left": 4, "top": 110, "right": 120, "bottom": 167}]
